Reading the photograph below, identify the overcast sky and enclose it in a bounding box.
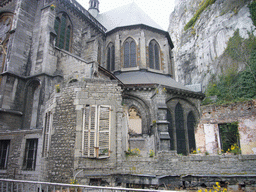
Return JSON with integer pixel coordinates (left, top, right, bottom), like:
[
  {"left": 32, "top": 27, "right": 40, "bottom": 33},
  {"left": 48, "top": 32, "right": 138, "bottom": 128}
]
[{"left": 76, "top": 0, "right": 176, "bottom": 30}]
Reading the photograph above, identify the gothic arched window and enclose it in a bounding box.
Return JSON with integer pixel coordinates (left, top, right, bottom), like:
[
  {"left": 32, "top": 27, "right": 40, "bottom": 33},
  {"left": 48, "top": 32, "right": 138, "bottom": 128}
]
[
  {"left": 124, "top": 38, "right": 136, "bottom": 68},
  {"left": 149, "top": 40, "right": 160, "bottom": 70},
  {"left": 175, "top": 103, "right": 186, "bottom": 155},
  {"left": 54, "top": 13, "right": 72, "bottom": 51},
  {"left": 98, "top": 42, "right": 101, "bottom": 65},
  {"left": 187, "top": 111, "right": 196, "bottom": 153},
  {"left": 107, "top": 43, "right": 115, "bottom": 71}
]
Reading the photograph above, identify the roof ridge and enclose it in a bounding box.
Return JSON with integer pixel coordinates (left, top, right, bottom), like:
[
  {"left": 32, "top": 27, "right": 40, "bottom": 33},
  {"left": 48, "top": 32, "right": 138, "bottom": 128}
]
[{"left": 96, "top": 1, "right": 163, "bottom": 32}]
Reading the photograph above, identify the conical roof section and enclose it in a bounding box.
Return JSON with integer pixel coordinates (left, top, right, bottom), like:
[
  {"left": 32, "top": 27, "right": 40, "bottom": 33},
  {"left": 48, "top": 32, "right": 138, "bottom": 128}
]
[{"left": 96, "top": 2, "right": 163, "bottom": 32}]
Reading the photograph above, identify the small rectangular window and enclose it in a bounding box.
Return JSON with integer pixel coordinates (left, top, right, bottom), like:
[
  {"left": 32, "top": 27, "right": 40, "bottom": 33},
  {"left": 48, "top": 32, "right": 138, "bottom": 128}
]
[
  {"left": 0, "top": 140, "right": 10, "bottom": 169},
  {"left": 219, "top": 122, "right": 240, "bottom": 153},
  {"left": 23, "top": 139, "right": 38, "bottom": 171}
]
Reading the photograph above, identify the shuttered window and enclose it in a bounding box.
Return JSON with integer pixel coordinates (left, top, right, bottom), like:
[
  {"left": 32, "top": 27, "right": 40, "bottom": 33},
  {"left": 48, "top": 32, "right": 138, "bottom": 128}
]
[
  {"left": 42, "top": 112, "right": 53, "bottom": 157},
  {"left": 82, "top": 105, "right": 111, "bottom": 158}
]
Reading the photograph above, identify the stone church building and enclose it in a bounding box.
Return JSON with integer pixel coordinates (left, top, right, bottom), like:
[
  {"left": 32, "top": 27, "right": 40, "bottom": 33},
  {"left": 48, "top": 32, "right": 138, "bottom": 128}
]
[{"left": 0, "top": 0, "right": 255, "bottom": 189}]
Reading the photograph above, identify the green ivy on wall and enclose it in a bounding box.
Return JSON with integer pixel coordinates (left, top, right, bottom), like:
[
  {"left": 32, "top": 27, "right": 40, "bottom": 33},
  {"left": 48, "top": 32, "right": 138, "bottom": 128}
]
[{"left": 202, "top": 29, "right": 256, "bottom": 105}]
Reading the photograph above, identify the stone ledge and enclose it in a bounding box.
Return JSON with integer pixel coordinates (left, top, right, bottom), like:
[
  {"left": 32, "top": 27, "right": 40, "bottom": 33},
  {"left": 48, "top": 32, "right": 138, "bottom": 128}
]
[{"left": 0, "top": 108, "right": 23, "bottom": 116}]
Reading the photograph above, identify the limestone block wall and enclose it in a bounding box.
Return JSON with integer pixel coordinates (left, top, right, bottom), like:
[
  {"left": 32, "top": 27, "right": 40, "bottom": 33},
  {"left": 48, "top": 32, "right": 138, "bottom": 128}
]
[
  {"left": 197, "top": 100, "right": 256, "bottom": 155},
  {"left": 0, "top": 130, "right": 43, "bottom": 181},
  {"left": 45, "top": 79, "right": 123, "bottom": 183},
  {"left": 3, "top": 0, "right": 39, "bottom": 75},
  {"left": 118, "top": 152, "right": 256, "bottom": 177}
]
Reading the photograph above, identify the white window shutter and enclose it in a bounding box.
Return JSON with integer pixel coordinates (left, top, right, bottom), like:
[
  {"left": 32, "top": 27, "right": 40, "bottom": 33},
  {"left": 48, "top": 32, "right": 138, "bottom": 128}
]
[
  {"left": 98, "top": 105, "right": 111, "bottom": 157},
  {"left": 83, "top": 105, "right": 97, "bottom": 157}
]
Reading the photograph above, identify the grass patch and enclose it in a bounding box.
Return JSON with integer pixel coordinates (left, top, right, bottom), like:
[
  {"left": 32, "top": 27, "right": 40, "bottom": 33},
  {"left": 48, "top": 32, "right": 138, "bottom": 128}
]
[{"left": 184, "top": 0, "right": 216, "bottom": 31}]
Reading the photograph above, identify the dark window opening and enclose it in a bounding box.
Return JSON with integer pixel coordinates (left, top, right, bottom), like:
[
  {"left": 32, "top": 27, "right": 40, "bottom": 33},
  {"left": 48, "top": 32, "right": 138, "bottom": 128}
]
[
  {"left": 175, "top": 103, "right": 186, "bottom": 155},
  {"left": 54, "top": 13, "right": 72, "bottom": 51},
  {"left": 149, "top": 40, "right": 160, "bottom": 70},
  {"left": 23, "top": 139, "right": 38, "bottom": 171},
  {"left": 107, "top": 43, "right": 115, "bottom": 71},
  {"left": 219, "top": 122, "right": 240, "bottom": 153},
  {"left": 0, "top": 140, "right": 10, "bottom": 169},
  {"left": 124, "top": 38, "right": 136, "bottom": 68},
  {"left": 167, "top": 109, "right": 174, "bottom": 150},
  {"left": 187, "top": 111, "right": 196, "bottom": 153}
]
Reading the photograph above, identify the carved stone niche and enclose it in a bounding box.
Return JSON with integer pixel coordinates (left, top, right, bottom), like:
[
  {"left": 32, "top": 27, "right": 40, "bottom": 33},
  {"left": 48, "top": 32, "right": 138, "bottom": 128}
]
[{"left": 0, "top": 13, "right": 13, "bottom": 72}]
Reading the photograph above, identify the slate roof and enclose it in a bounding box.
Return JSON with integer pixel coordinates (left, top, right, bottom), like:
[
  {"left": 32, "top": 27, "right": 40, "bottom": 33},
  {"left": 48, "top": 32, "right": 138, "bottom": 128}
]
[
  {"left": 96, "top": 2, "right": 163, "bottom": 32},
  {"left": 115, "top": 71, "right": 192, "bottom": 92}
]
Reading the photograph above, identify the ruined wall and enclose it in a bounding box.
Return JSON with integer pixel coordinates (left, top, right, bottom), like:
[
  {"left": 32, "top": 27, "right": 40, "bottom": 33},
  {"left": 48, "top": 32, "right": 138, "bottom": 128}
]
[
  {"left": 45, "top": 78, "right": 123, "bottom": 183},
  {"left": 197, "top": 100, "right": 256, "bottom": 155}
]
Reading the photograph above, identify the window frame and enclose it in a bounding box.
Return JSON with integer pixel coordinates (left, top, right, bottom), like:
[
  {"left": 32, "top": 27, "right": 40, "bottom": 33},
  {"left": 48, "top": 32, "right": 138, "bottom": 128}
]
[
  {"left": 22, "top": 139, "right": 38, "bottom": 171},
  {"left": 82, "top": 105, "right": 111, "bottom": 159},
  {"left": 0, "top": 140, "right": 10, "bottom": 170},
  {"left": 124, "top": 38, "right": 137, "bottom": 68},
  {"left": 54, "top": 13, "right": 72, "bottom": 51},
  {"left": 107, "top": 43, "right": 115, "bottom": 71},
  {"left": 42, "top": 112, "right": 53, "bottom": 157},
  {"left": 148, "top": 40, "right": 160, "bottom": 70}
]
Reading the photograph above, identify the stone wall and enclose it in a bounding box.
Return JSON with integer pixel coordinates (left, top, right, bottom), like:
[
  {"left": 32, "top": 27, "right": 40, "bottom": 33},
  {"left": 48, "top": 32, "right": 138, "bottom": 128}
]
[
  {"left": 45, "top": 78, "right": 123, "bottom": 183},
  {"left": 0, "top": 130, "right": 43, "bottom": 181},
  {"left": 197, "top": 100, "right": 256, "bottom": 155}
]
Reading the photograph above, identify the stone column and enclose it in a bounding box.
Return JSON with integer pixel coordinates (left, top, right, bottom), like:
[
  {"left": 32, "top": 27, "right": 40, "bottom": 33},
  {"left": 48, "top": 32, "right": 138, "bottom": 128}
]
[
  {"left": 140, "top": 30, "right": 147, "bottom": 69},
  {"left": 115, "top": 33, "right": 121, "bottom": 70},
  {"left": 152, "top": 86, "right": 170, "bottom": 151}
]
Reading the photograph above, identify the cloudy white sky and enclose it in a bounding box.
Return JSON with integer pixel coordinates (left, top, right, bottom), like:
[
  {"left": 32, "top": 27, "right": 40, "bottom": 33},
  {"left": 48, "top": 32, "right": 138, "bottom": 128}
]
[{"left": 76, "top": 0, "right": 176, "bottom": 30}]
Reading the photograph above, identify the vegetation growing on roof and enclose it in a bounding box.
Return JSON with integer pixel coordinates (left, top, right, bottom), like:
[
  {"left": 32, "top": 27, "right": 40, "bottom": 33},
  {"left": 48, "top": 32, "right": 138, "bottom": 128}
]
[{"left": 184, "top": 0, "right": 216, "bottom": 31}]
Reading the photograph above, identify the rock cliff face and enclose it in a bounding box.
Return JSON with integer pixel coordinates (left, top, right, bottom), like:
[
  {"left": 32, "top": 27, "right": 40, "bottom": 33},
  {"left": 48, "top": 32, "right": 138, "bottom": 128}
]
[{"left": 169, "top": 0, "right": 255, "bottom": 91}]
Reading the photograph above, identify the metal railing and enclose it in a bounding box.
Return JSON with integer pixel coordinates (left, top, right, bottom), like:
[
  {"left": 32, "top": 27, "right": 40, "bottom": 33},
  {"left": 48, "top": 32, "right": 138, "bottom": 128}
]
[{"left": 0, "top": 179, "right": 178, "bottom": 192}]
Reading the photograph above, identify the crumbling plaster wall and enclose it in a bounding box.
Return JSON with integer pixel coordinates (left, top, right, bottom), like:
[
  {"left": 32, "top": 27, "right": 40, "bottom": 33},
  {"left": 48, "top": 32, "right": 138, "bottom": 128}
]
[{"left": 197, "top": 100, "right": 256, "bottom": 155}]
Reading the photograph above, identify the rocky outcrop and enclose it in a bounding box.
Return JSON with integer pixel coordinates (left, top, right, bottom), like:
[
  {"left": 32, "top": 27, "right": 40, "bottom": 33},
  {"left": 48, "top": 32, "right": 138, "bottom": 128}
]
[{"left": 169, "top": 0, "right": 255, "bottom": 91}]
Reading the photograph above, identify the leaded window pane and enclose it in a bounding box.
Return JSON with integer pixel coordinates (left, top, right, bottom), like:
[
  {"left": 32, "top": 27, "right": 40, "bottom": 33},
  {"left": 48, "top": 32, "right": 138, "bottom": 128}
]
[
  {"left": 54, "top": 14, "right": 71, "bottom": 51},
  {"left": 175, "top": 103, "right": 186, "bottom": 155},
  {"left": 187, "top": 112, "right": 196, "bottom": 152},
  {"left": 111, "top": 45, "right": 115, "bottom": 71},
  {"left": 149, "top": 42, "right": 154, "bottom": 69},
  {"left": 149, "top": 40, "right": 160, "bottom": 70},
  {"left": 130, "top": 41, "right": 136, "bottom": 67},
  {"left": 54, "top": 17, "right": 60, "bottom": 37},
  {"left": 59, "top": 16, "right": 66, "bottom": 49},
  {"left": 65, "top": 26, "right": 71, "bottom": 51},
  {"left": 154, "top": 44, "right": 160, "bottom": 70},
  {"left": 124, "top": 42, "right": 130, "bottom": 68},
  {"left": 107, "top": 47, "right": 111, "bottom": 71}
]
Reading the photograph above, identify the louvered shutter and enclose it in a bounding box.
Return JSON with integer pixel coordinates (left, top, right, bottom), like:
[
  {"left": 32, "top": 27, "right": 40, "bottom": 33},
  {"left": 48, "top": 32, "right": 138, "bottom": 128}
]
[
  {"left": 98, "top": 105, "right": 111, "bottom": 157},
  {"left": 83, "top": 105, "right": 97, "bottom": 157}
]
